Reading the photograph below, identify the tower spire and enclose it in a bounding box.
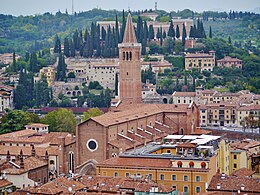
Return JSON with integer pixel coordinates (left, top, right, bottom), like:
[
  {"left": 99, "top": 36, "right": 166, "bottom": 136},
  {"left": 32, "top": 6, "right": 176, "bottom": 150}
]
[{"left": 123, "top": 13, "right": 137, "bottom": 44}]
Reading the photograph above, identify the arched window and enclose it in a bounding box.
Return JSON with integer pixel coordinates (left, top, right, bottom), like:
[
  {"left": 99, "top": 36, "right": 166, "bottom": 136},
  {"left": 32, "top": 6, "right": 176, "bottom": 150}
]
[
  {"left": 126, "top": 52, "right": 129, "bottom": 61},
  {"left": 129, "top": 52, "right": 132, "bottom": 60},
  {"left": 123, "top": 52, "right": 126, "bottom": 60}
]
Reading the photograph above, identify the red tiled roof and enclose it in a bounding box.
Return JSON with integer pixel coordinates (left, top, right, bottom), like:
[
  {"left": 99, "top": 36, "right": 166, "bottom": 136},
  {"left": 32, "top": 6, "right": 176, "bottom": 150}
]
[
  {"left": 86, "top": 104, "right": 191, "bottom": 127},
  {"left": 1, "top": 156, "right": 47, "bottom": 175},
  {"left": 231, "top": 168, "right": 254, "bottom": 177},
  {"left": 98, "top": 156, "right": 172, "bottom": 168},
  {"left": 207, "top": 173, "right": 260, "bottom": 193},
  {"left": 0, "top": 179, "right": 13, "bottom": 188}
]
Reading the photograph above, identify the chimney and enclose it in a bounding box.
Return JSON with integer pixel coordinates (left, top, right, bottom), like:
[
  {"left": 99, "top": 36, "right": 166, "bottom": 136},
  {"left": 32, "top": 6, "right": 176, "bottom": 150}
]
[
  {"left": 20, "top": 150, "right": 24, "bottom": 169},
  {"left": 6, "top": 150, "right": 11, "bottom": 162},
  {"left": 31, "top": 144, "right": 36, "bottom": 157},
  {"left": 45, "top": 150, "right": 49, "bottom": 161}
]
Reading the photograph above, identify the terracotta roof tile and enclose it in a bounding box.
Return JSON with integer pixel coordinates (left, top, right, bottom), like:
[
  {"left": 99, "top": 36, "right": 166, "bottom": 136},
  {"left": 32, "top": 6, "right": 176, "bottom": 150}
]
[
  {"left": 231, "top": 168, "right": 254, "bottom": 177},
  {"left": 85, "top": 104, "right": 191, "bottom": 127},
  {"left": 98, "top": 156, "right": 172, "bottom": 168},
  {"left": 0, "top": 179, "right": 13, "bottom": 188},
  {"left": 207, "top": 173, "right": 260, "bottom": 193}
]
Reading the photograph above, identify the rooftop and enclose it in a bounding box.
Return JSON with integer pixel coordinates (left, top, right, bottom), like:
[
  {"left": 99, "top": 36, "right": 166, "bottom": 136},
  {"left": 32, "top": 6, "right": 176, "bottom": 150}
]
[{"left": 207, "top": 172, "right": 260, "bottom": 193}]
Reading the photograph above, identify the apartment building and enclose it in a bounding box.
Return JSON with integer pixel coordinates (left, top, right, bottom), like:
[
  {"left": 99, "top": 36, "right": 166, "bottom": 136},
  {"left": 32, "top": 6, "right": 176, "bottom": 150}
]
[
  {"left": 217, "top": 56, "right": 243, "bottom": 69},
  {"left": 96, "top": 134, "right": 220, "bottom": 194},
  {"left": 185, "top": 51, "right": 216, "bottom": 71}
]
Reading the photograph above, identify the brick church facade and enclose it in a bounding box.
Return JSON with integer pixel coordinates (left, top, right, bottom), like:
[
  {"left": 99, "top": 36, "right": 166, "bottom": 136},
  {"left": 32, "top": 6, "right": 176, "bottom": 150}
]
[{"left": 75, "top": 14, "right": 200, "bottom": 175}]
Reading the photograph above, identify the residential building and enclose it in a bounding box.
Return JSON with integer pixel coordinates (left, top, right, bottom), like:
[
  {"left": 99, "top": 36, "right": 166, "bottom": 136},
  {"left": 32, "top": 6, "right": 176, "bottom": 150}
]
[
  {"left": 0, "top": 179, "right": 14, "bottom": 194},
  {"left": 203, "top": 102, "right": 237, "bottom": 127},
  {"left": 0, "top": 123, "right": 76, "bottom": 177},
  {"left": 237, "top": 105, "right": 260, "bottom": 127},
  {"left": 215, "top": 139, "right": 260, "bottom": 176},
  {"left": 52, "top": 81, "right": 83, "bottom": 99},
  {"left": 185, "top": 51, "right": 216, "bottom": 71},
  {"left": 0, "top": 84, "right": 14, "bottom": 112},
  {"left": 39, "top": 66, "right": 55, "bottom": 87},
  {"left": 0, "top": 150, "right": 48, "bottom": 189},
  {"left": 217, "top": 56, "right": 242, "bottom": 69},
  {"left": 140, "top": 12, "right": 159, "bottom": 21},
  {"left": 66, "top": 58, "right": 119, "bottom": 90},
  {"left": 0, "top": 53, "right": 21, "bottom": 65},
  {"left": 16, "top": 176, "right": 87, "bottom": 194},
  {"left": 207, "top": 170, "right": 260, "bottom": 194},
  {"left": 172, "top": 92, "right": 197, "bottom": 105},
  {"left": 96, "top": 134, "right": 221, "bottom": 194}
]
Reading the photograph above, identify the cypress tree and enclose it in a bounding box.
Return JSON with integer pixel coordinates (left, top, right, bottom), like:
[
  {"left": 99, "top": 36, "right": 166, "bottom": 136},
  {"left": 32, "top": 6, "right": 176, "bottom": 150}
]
[
  {"left": 148, "top": 24, "right": 154, "bottom": 41},
  {"left": 101, "top": 27, "right": 106, "bottom": 41},
  {"left": 29, "top": 52, "right": 38, "bottom": 73},
  {"left": 136, "top": 16, "right": 143, "bottom": 43},
  {"left": 70, "top": 39, "right": 76, "bottom": 57},
  {"left": 54, "top": 35, "right": 61, "bottom": 53},
  {"left": 96, "top": 24, "right": 102, "bottom": 57},
  {"left": 25, "top": 52, "right": 30, "bottom": 62},
  {"left": 57, "top": 53, "right": 66, "bottom": 81},
  {"left": 12, "top": 50, "right": 17, "bottom": 72},
  {"left": 176, "top": 25, "right": 180, "bottom": 39},
  {"left": 189, "top": 26, "right": 194, "bottom": 38},
  {"left": 209, "top": 26, "right": 212, "bottom": 38},
  {"left": 120, "top": 10, "right": 126, "bottom": 43},
  {"left": 168, "top": 20, "right": 175, "bottom": 38},
  {"left": 182, "top": 24, "right": 187, "bottom": 47},
  {"left": 64, "top": 37, "right": 70, "bottom": 57},
  {"left": 228, "top": 36, "right": 232, "bottom": 44}
]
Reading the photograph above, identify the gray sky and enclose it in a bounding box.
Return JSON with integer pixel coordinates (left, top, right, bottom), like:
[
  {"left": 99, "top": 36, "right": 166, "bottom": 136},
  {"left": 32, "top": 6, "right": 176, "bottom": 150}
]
[{"left": 0, "top": 0, "right": 259, "bottom": 16}]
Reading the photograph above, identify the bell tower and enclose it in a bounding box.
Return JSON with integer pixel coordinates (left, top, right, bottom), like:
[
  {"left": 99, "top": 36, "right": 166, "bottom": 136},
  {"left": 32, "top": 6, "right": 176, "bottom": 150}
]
[{"left": 118, "top": 13, "right": 142, "bottom": 105}]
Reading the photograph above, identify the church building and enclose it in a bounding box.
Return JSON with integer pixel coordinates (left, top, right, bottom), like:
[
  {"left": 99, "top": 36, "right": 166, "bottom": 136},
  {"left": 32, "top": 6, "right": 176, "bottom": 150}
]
[{"left": 75, "top": 13, "right": 200, "bottom": 175}]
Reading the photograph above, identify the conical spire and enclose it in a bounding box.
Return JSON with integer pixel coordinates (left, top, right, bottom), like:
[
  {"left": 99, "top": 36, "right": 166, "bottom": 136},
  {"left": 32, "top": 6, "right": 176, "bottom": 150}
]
[{"left": 123, "top": 13, "right": 137, "bottom": 43}]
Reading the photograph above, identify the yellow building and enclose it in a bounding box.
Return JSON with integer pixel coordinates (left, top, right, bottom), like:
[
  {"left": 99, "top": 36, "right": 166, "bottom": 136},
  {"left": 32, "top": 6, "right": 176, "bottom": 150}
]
[
  {"left": 237, "top": 105, "right": 260, "bottom": 127},
  {"left": 185, "top": 51, "right": 215, "bottom": 72},
  {"left": 96, "top": 134, "right": 221, "bottom": 194},
  {"left": 216, "top": 139, "right": 260, "bottom": 176},
  {"left": 40, "top": 66, "right": 55, "bottom": 87}
]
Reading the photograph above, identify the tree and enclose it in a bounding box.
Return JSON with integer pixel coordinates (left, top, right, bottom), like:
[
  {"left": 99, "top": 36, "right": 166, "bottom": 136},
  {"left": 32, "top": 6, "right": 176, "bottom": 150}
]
[
  {"left": 41, "top": 108, "right": 76, "bottom": 134},
  {"left": 56, "top": 53, "right": 67, "bottom": 81},
  {"left": 0, "top": 110, "right": 40, "bottom": 134},
  {"left": 209, "top": 26, "right": 212, "bottom": 38},
  {"left": 167, "top": 20, "right": 175, "bottom": 38},
  {"left": 81, "top": 108, "right": 104, "bottom": 122},
  {"left": 34, "top": 76, "right": 51, "bottom": 107},
  {"left": 189, "top": 26, "right": 194, "bottom": 38},
  {"left": 228, "top": 36, "right": 232, "bottom": 44},
  {"left": 54, "top": 34, "right": 61, "bottom": 53},
  {"left": 29, "top": 52, "right": 38, "bottom": 72},
  {"left": 182, "top": 24, "right": 187, "bottom": 47},
  {"left": 148, "top": 24, "right": 154, "bottom": 41},
  {"left": 64, "top": 37, "right": 70, "bottom": 57},
  {"left": 176, "top": 25, "right": 180, "bottom": 39},
  {"left": 12, "top": 50, "right": 17, "bottom": 72}
]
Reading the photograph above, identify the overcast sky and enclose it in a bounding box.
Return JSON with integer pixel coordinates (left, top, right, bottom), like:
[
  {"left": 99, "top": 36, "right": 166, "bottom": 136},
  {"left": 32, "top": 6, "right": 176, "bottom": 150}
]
[{"left": 1, "top": 0, "right": 259, "bottom": 16}]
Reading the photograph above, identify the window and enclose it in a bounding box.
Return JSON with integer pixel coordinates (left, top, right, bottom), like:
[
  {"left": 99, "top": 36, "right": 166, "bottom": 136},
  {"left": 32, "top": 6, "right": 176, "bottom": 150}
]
[
  {"left": 160, "top": 174, "right": 164, "bottom": 180},
  {"left": 234, "top": 155, "right": 237, "bottom": 159},
  {"left": 172, "top": 175, "right": 176, "bottom": 181},
  {"left": 125, "top": 172, "right": 130, "bottom": 177},
  {"left": 196, "top": 186, "right": 201, "bottom": 193},
  {"left": 184, "top": 175, "right": 188, "bottom": 181},
  {"left": 184, "top": 186, "right": 188, "bottom": 193},
  {"left": 196, "top": 176, "right": 200, "bottom": 182},
  {"left": 114, "top": 172, "right": 118, "bottom": 177},
  {"left": 172, "top": 185, "right": 176, "bottom": 190},
  {"left": 69, "top": 152, "right": 74, "bottom": 173},
  {"left": 167, "top": 150, "right": 171, "bottom": 153},
  {"left": 234, "top": 163, "right": 237, "bottom": 168}
]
